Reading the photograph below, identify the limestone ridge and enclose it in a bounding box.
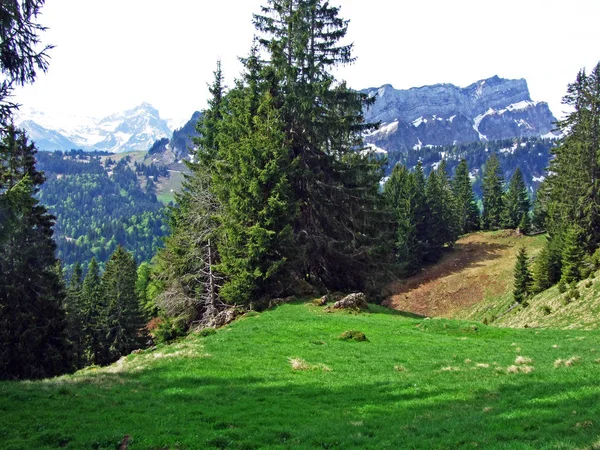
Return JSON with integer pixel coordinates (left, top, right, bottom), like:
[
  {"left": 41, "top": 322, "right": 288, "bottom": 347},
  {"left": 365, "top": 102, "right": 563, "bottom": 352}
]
[
  {"left": 362, "top": 76, "right": 557, "bottom": 154},
  {"left": 146, "top": 111, "right": 201, "bottom": 166}
]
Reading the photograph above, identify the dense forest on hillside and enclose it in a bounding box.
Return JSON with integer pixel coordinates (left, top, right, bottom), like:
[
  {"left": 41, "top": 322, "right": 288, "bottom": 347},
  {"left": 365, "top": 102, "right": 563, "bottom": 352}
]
[
  {"left": 386, "top": 137, "right": 555, "bottom": 196},
  {"left": 36, "top": 151, "right": 169, "bottom": 271}
]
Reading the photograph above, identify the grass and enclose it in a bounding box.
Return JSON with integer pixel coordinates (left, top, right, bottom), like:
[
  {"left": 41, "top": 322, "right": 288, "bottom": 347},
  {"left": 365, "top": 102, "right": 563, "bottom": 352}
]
[
  {"left": 496, "top": 272, "right": 600, "bottom": 330},
  {"left": 2, "top": 302, "right": 600, "bottom": 449}
]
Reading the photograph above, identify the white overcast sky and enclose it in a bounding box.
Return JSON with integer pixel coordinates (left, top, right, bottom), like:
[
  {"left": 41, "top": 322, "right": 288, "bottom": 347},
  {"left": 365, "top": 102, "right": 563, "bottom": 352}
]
[{"left": 14, "top": 0, "right": 600, "bottom": 126}]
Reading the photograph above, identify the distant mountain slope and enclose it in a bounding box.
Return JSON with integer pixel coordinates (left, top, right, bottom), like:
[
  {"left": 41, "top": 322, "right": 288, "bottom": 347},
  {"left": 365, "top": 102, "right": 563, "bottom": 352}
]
[
  {"left": 145, "top": 111, "right": 201, "bottom": 166},
  {"left": 363, "top": 76, "right": 558, "bottom": 155},
  {"left": 16, "top": 103, "right": 173, "bottom": 153}
]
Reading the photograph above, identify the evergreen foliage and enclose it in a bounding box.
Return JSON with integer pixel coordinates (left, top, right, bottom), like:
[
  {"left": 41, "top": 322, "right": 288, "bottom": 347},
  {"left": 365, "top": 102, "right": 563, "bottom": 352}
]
[
  {"left": 560, "top": 226, "right": 585, "bottom": 285},
  {"left": 0, "top": 126, "right": 71, "bottom": 379},
  {"left": 513, "top": 246, "right": 532, "bottom": 304},
  {"left": 452, "top": 159, "right": 480, "bottom": 234},
  {"left": 81, "top": 257, "right": 105, "bottom": 365},
  {"left": 36, "top": 152, "right": 169, "bottom": 271},
  {"left": 0, "top": 0, "right": 52, "bottom": 121},
  {"left": 100, "top": 245, "right": 146, "bottom": 364},
  {"left": 481, "top": 153, "right": 505, "bottom": 230},
  {"left": 503, "top": 168, "right": 531, "bottom": 229}
]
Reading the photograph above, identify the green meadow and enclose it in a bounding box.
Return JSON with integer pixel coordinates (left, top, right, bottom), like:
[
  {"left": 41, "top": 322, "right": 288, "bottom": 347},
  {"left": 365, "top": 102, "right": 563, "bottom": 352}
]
[{"left": 2, "top": 302, "right": 600, "bottom": 449}]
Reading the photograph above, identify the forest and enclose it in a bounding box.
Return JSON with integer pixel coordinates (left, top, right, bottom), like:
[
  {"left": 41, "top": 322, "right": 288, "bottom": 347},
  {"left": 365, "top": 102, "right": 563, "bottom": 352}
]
[{"left": 35, "top": 151, "right": 169, "bottom": 272}]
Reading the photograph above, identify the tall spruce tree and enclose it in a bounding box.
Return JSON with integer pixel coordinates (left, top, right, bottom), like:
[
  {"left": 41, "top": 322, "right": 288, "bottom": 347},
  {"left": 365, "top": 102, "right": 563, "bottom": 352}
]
[
  {"left": 0, "top": 126, "right": 71, "bottom": 379},
  {"left": 251, "top": 0, "right": 390, "bottom": 292},
  {"left": 452, "top": 159, "right": 480, "bottom": 234},
  {"left": 545, "top": 63, "right": 600, "bottom": 252},
  {"left": 384, "top": 164, "right": 420, "bottom": 273},
  {"left": 481, "top": 153, "right": 505, "bottom": 230},
  {"left": 503, "top": 167, "right": 530, "bottom": 230},
  {"left": 152, "top": 63, "right": 225, "bottom": 328}
]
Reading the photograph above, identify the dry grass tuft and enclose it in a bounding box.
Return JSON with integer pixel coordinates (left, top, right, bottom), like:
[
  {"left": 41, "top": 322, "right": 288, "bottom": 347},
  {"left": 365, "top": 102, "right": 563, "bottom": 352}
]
[
  {"left": 552, "top": 344, "right": 559, "bottom": 349},
  {"left": 575, "top": 420, "right": 593, "bottom": 429},
  {"left": 520, "top": 365, "right": 535, "bottom": 374},
  {"left": 476, "top": 363, "right": 490, "bottom": 369},
  {"left": 464, "top": 359, "right": 472, "bottom": 364},
  {"left": 506, "top": 365, "right": 519, "bottom": 374},
  {"left": 288, "top": 357, "right": 332, "bottom": 372},
  {"left": 394, "top": 365, "right": 406, "bottom": 372},
  {"left": 441, "top": 366, "right": 460, "bottom": 372},
  {"left": 554, "top": 359, "right": 564, "bottom": 368},
  {"left": 565, "top": 356, "right": 581, "bottom": 367},
  {"left": 483, "top": 407, "right": 493, "bottom": 413},
  {"left": 289, "top": 358, "right": 310, "bottom": 371},
  {"left": 515, "top": 356, "right": 532, "bottom": 365}
]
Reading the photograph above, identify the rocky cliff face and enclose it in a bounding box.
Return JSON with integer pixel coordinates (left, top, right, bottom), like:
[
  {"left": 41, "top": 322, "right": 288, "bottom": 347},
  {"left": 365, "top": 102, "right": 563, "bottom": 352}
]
[
  {"left": 145, "top": 111, "right": 201, "bottom": 166},
  {"left": 363, "top": 76, "right": 557, "bottom": 155}
]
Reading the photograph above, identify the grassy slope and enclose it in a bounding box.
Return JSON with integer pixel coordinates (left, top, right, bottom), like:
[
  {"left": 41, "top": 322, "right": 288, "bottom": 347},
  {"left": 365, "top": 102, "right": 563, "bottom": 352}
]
[
  {"left": 2, "top": 302, "right": 600, "bottom": 449},
  {"left": 385, "top": 231, "right": 546, "bottom": 321},
  {"left": 497, "top": 273, "right": 600, "bottom": 330}
]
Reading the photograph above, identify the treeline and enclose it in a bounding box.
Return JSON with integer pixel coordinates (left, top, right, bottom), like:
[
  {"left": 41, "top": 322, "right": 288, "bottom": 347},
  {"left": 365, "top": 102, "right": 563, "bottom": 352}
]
[
  {"left": 36, "top": 153, "right": 169, "bottom": 271},
  {"left": 513, "top": 63, "right": 600, "bottom": 304}
]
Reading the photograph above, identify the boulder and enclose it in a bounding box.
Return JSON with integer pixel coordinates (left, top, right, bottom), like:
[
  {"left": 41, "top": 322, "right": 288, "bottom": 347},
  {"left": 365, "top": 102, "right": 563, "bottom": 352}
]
[{"left": 333, "top": 293, "right": 368, "bottom": 311}]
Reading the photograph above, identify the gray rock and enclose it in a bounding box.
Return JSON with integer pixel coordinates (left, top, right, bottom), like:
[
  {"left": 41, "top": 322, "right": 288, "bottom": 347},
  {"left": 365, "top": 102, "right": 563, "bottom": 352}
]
[{"left": 333, "top": 293, "right": 369, "bottom": 311}]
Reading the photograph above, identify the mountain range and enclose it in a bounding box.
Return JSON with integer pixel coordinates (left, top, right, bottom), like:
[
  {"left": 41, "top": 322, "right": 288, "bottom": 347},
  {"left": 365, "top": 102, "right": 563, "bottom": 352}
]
[
  {"left": 362, "top": 76, "right": 558, "bottom": 156},
  {"left": 15, "top": 103, "right": 173, "bottom": 153},
  {"left": 18, "top": 76, "right": 558, "bottom": 158}
]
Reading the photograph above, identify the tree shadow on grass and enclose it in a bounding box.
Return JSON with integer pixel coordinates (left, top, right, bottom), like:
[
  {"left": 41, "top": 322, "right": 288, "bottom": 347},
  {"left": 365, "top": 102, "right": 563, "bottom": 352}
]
[{"left": 6, "top": 364, "right": 600, "bottom": 450}]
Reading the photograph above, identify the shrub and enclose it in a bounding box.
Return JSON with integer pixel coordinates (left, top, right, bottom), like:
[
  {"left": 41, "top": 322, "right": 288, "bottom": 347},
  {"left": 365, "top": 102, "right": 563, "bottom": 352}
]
[
  {"left": 198, "top": 327, "right": 217, "bottom": 337},
  {"left": 542, "top": 305, "right": 552, "bottom": 315},
  {"left": 339, "top": 330, "right": 368, "bottom": 342},
  {"left": 558, "top": 280, "right": 567, "bottom": 294},
  {"left": 152, "top": 317, "right": 185, "bottom": 344}
]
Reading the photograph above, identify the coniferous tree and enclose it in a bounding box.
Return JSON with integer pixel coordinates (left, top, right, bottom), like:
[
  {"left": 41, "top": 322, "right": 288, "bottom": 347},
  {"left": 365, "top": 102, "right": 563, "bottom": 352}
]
[
  {"left": 560, "top": 226, "right": 585, "bottom": 285},
  {"left": 412, "top": 161, "right": 430, "bottom": 259},
  {"left": 64, "top": 262, "right": 85, "bottom": 368},
  {"left": 100, "top": 245, "right": 145, "bottom": 364},
  {"left": 503, "top": 167, "right": 530, "bottom": 229},
  {"left": 152, "top": 63, "right": 225, "bottom": 328},
  {"left": 0, "top": 126, "right": 71, "bottom": 379},
  {"left": 452, "top": 159, "right": 480, "bottom": 234},
  {"left": 531, "top": 237, "right": 563, "bottom": 294},
  {"left": 384, "top": 164, "right": 419, "bottom": 272},
  {"left": 481, "top": 153, "right": 505, "bottom": 230},
  {"left": 253, "top": 0, "right": 390, "bottom": 293},
  {"left": 81, "top": 257, "right": 104, "bottom": 365},
  {"left": 513, "top": 247, "right": 532, "bottom": 304}
]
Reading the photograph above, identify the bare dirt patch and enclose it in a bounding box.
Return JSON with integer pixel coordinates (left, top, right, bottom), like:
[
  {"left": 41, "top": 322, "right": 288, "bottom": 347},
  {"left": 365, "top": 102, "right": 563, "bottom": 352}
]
[{"left": 384, "top": 232, "right": 520, "bottom": 317}]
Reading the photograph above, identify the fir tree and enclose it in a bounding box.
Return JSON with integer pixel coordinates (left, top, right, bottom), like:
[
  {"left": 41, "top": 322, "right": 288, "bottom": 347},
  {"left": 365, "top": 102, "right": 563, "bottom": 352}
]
[
  {"left": 64, "top": 262, "right": 85, "bottom": 368},
  {"left": 384, "top": 164, "right": 419, "bottom": 273},
  {"left": 513, "top": 246, "right": 532, "bottom": 304},
  {"left": 81, "top": 257, "right": 105, "bottom": 365},
  {"left": 503, "top": 167, "right": 530, "bottom": 229},
  {"left": 0, "top": 126, "right": 71, "bottom": 379},
  {"left": 252, "top": 0, "right": 390, "bottom": 292},
  {"left": 452, "top": 159, "right": 480, "bottom": 234},
  {"left": 531, "top": 237, "right": 563, "bottom": 294},
  {"left": 101, "top": 246, "right": 145, "bottom": 364},
  {"left": 481, "top": 153, "right": 505, "bottom": 230},
  {"left": 560, "top": 226, "right": 585, "bottom": 285}
]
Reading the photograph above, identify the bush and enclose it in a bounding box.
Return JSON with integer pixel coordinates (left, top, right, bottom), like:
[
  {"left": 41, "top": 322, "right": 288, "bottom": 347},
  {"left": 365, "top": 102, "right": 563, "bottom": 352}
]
[
  {"left": 339, "top": 330, "right": 368, "bottom": 342},
  {"left": 558, "top": 280, "right": 567, "bottom": 294},
  {"left": 542, "top": 305, "right": 552, "bottom": 315},
  {"left": 152, "top": 317, "right": 185, "bottom": 344},
  {"left": 198, "top": 327, "right": 217, "bottom": 337}
]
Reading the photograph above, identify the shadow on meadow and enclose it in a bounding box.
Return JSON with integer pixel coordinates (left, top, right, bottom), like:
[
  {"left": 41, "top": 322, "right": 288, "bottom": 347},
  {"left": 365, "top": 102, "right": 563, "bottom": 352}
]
[{"left": 5, "top": 364, "right": 599, "bottom": 449}]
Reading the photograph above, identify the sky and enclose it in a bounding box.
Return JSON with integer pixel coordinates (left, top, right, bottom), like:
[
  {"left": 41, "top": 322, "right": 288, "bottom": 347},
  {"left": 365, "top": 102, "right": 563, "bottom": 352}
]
[{"left": 14, "top": 0, "right": 600, "bottom": 127}]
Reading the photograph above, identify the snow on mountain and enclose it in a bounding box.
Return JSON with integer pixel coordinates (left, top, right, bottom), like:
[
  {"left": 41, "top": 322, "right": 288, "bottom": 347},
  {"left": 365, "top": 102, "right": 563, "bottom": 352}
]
[
  {"left": 362, "top": 76, "right": 559, "bottom": 155},
  {"left": 15, "top": 103, "right": 173, "bottom": 153}
]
